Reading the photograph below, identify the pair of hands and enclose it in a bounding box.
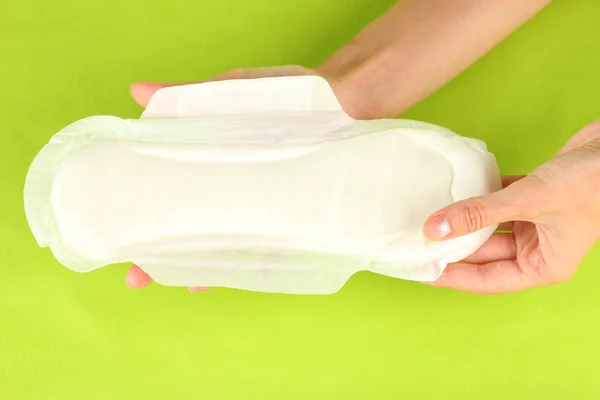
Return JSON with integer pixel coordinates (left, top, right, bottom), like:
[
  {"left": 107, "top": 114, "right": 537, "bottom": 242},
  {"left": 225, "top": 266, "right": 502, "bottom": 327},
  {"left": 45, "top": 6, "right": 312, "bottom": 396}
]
[{"left": 126, "top": 66, "right": 600, "bottom": 294}]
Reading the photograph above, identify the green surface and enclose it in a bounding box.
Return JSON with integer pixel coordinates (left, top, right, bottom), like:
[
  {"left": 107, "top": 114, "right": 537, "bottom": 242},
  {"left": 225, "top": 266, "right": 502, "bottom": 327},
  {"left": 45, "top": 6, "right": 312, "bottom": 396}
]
[{"left": 1, "top": 0, "right": 599, "bottom": 398}]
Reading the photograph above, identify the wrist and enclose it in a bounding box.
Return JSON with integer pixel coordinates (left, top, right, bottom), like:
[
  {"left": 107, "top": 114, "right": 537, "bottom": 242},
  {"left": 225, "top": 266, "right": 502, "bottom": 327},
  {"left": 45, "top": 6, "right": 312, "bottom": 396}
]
[{"left": 317, "top": 53, "right": 395, "bottom": 120}]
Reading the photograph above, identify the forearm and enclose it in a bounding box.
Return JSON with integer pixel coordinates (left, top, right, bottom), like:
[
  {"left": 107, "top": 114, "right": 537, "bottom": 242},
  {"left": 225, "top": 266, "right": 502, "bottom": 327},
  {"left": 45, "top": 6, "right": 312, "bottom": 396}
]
[{"left": 317, "top": 0, "right": 551, "bottom": 119}]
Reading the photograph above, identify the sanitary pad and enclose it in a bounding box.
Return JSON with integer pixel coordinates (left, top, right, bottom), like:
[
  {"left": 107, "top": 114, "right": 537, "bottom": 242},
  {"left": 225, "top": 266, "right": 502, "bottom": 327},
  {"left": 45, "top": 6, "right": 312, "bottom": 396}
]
[{"left": 24, "top": 76, "right": 501, "bottom": 294}]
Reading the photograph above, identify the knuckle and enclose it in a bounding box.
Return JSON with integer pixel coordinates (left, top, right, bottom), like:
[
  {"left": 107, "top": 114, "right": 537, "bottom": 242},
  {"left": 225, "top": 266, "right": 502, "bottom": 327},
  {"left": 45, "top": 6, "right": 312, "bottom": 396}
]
[{"left": 460, "top": 201, "right": 487, "bottom": 233}]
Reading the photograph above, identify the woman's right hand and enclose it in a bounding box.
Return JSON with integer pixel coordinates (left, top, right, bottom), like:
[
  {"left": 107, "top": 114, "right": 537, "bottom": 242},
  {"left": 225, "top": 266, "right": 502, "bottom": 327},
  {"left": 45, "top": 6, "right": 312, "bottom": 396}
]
[{"left": 422, "top": 120, "right": 600, "bottom": 294}]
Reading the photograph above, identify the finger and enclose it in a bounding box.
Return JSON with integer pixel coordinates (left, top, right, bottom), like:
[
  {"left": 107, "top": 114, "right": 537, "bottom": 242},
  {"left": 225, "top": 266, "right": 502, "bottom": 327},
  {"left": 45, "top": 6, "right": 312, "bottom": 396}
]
[
  {"left": 423, "top": 176, "right": 541, "bottom": 241},
  {"left": 189, "top": 287, "right": 210, "bottom": 293},
  {"left": 462, "top": 233, "right": 517, "bottom": 264},
  {"left": 130, "top": 82, "right": 172, "bottom": 108},
  {"left": 423, "top": 193, "right": 515, "bottom": 241},
  {"left": 130, "top": 66, "right": 316, "bottom": 108},
  {"left": 126, "top": 264, "right": 153, "bottom": 289},
  {"left": 468, "top": 176, "right": 525, "bottom": 232},
  {"left": 424, "top": 260, "right": 534, "bottom": 294},
  {"left": 502, "top": 175, "right": 525, "bottom": 188},
  {"left": 130, "top": 78, "right": 223, "bottom": 108}
]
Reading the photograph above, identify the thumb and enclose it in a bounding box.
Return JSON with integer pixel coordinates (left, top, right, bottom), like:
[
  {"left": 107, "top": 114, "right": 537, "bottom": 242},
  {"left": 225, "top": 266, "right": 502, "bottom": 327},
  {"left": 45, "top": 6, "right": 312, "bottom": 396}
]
[{"left": 423, "top": 188, "right": 524, "bottom": 241}]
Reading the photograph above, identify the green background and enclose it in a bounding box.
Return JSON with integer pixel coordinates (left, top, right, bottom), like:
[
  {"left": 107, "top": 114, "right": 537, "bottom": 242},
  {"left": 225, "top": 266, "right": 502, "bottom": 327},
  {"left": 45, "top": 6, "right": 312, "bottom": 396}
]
[{"left": 1, "top": 0, "right": 599, "bottom": 398}]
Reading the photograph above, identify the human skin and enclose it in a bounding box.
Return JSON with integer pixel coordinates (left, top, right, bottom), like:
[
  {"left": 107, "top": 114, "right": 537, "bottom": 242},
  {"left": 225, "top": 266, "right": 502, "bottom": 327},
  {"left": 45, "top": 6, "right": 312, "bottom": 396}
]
[
  {"left": 125, "top": 0, "right": 600, "bottom": 294},
  {"left": 421, "top": 120, "right": 600, "bottom": 294}
]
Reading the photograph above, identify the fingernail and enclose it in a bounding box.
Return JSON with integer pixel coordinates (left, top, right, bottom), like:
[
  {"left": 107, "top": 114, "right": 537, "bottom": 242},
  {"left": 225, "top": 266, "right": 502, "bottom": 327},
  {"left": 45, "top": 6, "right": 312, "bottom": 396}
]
[{"left": 424, "top": 215, "right": 451, "bottom": 241}]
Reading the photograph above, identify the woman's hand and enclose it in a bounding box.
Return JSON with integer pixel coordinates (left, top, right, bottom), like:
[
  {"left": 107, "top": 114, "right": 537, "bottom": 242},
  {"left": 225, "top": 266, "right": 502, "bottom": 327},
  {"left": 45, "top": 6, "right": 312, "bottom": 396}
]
[{"left": 423, "top": 120, "right": 600, "bottom": 294}]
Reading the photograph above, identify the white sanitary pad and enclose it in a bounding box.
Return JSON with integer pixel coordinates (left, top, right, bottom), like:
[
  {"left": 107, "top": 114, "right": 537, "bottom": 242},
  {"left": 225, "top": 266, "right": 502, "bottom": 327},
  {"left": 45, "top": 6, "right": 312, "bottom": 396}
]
[{"left": 24, "top": 76, "right": 501, "bottom": 294}]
